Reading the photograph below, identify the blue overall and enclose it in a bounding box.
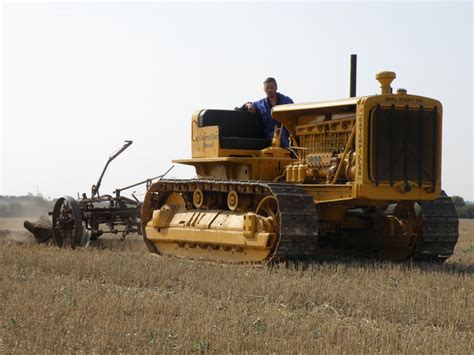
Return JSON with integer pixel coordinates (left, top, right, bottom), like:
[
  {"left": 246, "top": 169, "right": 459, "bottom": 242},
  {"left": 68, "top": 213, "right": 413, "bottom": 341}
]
[{"left": 253, "top": 92, "right": 293, "bottom": 147}]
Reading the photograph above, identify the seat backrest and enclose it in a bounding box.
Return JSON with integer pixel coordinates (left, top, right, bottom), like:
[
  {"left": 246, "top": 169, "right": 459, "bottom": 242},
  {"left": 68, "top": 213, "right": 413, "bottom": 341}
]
[{"left": 198, "top": 109, "right": 265, "bottom": 139}]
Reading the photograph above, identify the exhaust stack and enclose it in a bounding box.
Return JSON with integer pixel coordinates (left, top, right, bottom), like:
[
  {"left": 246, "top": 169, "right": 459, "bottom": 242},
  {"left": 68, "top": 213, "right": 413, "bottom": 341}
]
[{"left": 350, "top": 54, "right": 357, "bottom": 97}]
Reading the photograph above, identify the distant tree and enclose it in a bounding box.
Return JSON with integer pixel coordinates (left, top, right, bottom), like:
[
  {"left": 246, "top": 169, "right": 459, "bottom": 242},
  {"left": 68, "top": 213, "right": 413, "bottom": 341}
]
[
  {"left": 452, "top": 196, "right": 465, "bottom": 208},
  {"left": 0, "top": 195, "right": 54, "bottom": 217},
  {"left": 457, "top": 205, "right": 474, "bottom": 218}
]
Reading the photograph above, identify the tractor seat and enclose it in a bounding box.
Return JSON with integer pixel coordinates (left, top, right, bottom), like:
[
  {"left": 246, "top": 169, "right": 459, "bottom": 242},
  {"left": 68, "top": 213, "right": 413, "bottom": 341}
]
[{"left": 198, "top": 109, "right": 271, "bottom": 150}]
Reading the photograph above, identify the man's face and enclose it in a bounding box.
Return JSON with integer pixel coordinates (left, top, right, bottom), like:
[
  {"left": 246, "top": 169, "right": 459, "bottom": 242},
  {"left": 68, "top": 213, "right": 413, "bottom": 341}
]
[{"left": 264, "top": 81, "right": 277, "bottom": 99}]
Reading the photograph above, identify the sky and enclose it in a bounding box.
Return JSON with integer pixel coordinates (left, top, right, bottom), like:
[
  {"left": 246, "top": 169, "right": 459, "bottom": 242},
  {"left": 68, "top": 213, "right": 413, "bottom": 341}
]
[{"left": 1, "top": 1, "right": 473, "bottom": 200}]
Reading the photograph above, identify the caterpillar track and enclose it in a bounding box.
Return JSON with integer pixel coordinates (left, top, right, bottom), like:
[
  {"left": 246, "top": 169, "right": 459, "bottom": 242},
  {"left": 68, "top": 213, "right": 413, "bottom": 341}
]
[
  {"left": 142, "top": 179, "right": 318, "bottom": 264},
  {"left": 142, "top": 180, "right": 459, "bottom": 264},
  {"left": 416, "top": 192, "right": 459, "bottom": 262}
]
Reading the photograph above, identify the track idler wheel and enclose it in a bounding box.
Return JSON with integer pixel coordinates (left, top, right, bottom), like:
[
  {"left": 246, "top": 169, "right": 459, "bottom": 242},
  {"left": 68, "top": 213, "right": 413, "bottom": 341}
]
[
  {"left": 193, "top": 188, "right": 205, "bottom": 208},
  {"left": 52, "top": 196, "right": 88, "bottom": 248},
  {"left": 227, "top": 190, "right": 239, "bottom": 211},
  {"left": 255, "top": 196, "right": 279, "bottom": 233}
]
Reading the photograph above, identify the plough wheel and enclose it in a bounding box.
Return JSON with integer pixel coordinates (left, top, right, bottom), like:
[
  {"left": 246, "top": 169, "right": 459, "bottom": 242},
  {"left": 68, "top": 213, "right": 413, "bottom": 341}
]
[{"left": 52, "top": 196, "right": 84, "bottom": 248}]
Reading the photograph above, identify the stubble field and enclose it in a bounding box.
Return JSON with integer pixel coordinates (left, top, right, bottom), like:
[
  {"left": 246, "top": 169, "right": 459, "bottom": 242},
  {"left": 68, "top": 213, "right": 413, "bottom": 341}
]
[{"left": 0, "top": 217, "right": 473, "bottom": 353}]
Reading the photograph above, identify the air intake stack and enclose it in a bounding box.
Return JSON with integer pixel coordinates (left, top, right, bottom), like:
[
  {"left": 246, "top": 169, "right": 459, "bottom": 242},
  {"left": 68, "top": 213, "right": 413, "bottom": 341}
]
[{"left": 376, "top": 71, "right": 396, "bottom": 94}]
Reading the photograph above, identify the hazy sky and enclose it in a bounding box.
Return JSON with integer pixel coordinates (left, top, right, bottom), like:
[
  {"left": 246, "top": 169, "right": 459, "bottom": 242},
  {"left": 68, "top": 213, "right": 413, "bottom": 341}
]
[{"left": 2, "top": 1, "right": 473, "bottom": 200}]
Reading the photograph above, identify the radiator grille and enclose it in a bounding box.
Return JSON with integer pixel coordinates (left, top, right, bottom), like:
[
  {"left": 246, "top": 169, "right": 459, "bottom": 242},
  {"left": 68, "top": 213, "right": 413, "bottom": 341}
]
[{"left": 370, "top": 104, "right": 438, "bottom": 189}]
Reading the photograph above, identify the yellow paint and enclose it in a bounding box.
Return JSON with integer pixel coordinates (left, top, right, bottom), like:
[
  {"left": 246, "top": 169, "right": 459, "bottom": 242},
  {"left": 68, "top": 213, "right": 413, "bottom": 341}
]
[{"left": 145, "top": 206, "right": 276, "bottom": 262}]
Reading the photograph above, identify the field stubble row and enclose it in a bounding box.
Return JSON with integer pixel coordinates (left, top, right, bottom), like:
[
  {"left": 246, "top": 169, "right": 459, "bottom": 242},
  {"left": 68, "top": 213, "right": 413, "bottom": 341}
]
[{"left": 0, "top": 218, "right": 473, "bottom": 353}]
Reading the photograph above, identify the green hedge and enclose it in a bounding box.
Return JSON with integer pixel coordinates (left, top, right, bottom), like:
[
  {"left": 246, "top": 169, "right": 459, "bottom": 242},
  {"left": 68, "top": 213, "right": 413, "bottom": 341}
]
[
  {"left": 456, "top": 205, "right": 474, "bottom": 219},
  {"left": 0, "top": 195, "right": 55, "bottom": 217}
]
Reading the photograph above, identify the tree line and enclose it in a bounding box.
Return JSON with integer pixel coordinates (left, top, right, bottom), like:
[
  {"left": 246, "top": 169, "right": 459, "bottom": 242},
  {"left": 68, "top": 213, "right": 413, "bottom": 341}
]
[
  {"left": 452, "top": 196, "right": 474, "bottom": 219},
  {"left": 0, "top": 194, "right": 472, "bottom": 218},
  {"left": 0, "top": 194, "right": 55, "bottom": 217}
]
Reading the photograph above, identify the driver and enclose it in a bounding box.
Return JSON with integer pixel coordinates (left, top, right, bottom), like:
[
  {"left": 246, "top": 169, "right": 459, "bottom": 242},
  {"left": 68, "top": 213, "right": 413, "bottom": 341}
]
[{"left": 246, "top": 77, "right": 294, "bottom": 147}]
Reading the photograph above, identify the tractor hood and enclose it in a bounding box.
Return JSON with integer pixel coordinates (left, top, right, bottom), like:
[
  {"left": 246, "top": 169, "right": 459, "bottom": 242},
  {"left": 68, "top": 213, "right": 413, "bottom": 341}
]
[{"left": 271, "top": 97, "right": 360, "bottom": 134}]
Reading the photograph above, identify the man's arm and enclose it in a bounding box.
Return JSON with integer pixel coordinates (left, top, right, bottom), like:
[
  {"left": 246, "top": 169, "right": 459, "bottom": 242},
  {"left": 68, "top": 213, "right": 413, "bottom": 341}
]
[
  {"left": 245, "top": 102, "right": 256, "bottom": 113},
  {"left": 246, "top": 98, "right": 265, "bottom": 114}
]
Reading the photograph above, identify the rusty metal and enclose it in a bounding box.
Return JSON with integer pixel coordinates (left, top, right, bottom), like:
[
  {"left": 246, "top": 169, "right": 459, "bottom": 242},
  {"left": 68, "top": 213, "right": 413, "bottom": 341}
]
[
  {"left": 91, "top": 140, "right": 133, "bottom": 198},
  {"left": 48, "top": 141, "right": 174, "bottom": 247},
  {"left": 52, "top": 196, "right": 84, "bottom": 248}
]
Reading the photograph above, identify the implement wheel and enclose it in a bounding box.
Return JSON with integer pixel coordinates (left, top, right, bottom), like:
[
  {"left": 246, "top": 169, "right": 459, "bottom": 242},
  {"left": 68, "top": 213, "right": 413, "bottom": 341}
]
[{"left": 52, "top": 196, "right": 84, "bottom": 248}]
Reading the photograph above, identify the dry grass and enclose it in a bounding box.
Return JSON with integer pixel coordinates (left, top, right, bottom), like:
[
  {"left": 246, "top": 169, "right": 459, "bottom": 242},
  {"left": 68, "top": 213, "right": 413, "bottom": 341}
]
[{"left": 0, "top": 218, "right": 473, "bottom": 353}]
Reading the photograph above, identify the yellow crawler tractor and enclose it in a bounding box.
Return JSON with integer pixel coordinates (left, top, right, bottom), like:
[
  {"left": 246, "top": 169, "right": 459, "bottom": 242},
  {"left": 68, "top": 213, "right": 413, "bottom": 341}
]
[{"left": 142, "top": 64, "right": 459, "bottom": 264}]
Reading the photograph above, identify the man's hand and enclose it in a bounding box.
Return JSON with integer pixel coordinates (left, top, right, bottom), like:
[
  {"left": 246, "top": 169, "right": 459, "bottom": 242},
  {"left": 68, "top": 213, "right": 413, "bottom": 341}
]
[{"left": 245, "top": 102, "right": 256, "bottom": 113}]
